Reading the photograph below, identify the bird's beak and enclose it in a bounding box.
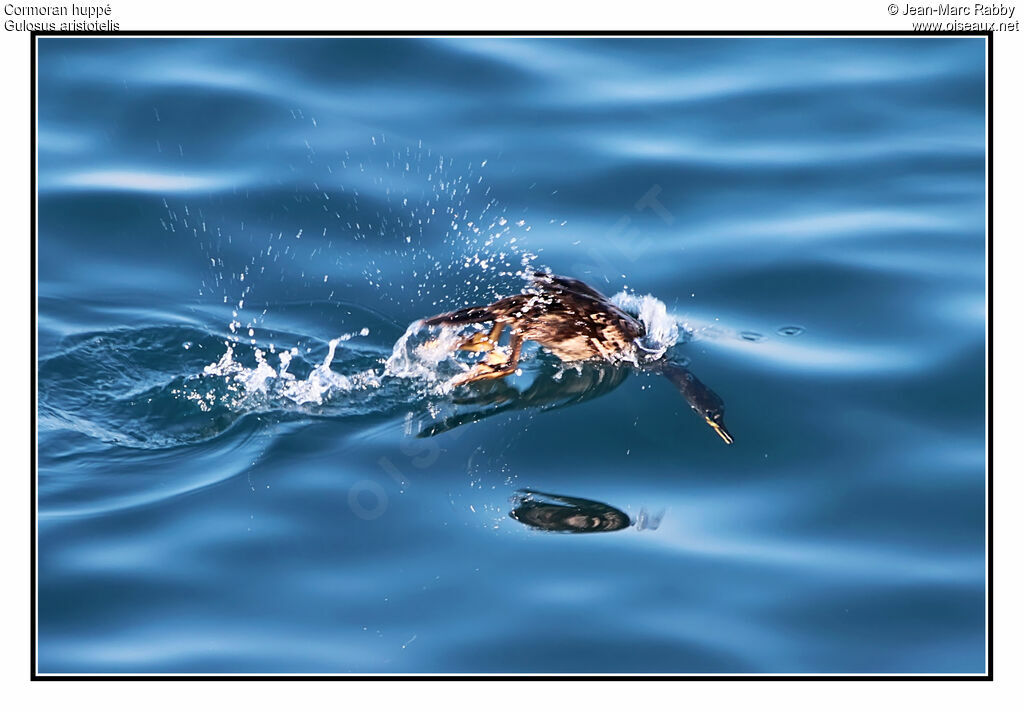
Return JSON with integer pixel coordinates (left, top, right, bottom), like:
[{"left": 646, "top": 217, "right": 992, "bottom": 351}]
[{"left": 705, "top": 417, "right": 734, "bottom": 445}]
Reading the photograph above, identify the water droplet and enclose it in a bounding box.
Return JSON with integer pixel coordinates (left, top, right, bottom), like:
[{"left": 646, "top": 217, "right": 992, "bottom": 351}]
[{"left": 777, "top": 325, "right": 805, "bottom": 337}]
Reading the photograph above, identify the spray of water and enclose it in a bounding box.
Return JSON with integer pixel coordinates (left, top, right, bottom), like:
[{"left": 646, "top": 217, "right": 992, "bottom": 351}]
[
  {"left": 158, "top": 132, "right": 694, "bottom": 418},
  {"left": 610, "top": 291, "right": 683, "bottom": 362}
]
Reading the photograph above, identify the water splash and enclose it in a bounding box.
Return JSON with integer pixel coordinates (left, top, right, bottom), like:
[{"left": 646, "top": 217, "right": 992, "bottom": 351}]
[
  {"left": 382, "top": 320, "right": 468, "bottom": 387},
  {"left": 193, "top": 327, "right": 380, "bottom": 410},
  {"left": 159, "top": 137, "right": 547, "bottom": 387},
  {"left": 610, "top": 291, "right": 682, "bottom": 361}
]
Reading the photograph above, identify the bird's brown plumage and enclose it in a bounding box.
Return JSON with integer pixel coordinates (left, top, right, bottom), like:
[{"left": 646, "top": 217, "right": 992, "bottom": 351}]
[
  {"left": 417, "top": 272, "right": 733, "bottom": 444},
  {"left": 421, "top": 272, "right": 644, "bottom": 372}
]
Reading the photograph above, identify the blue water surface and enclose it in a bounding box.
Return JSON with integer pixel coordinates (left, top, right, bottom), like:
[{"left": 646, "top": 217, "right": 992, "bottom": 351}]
[{"left": 36, "top": 36, "right": 987, "bottom": 674}]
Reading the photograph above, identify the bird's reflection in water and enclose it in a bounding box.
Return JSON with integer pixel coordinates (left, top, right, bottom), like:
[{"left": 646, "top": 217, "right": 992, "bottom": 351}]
[
  {"left": 414, "top": 358, "right": 629, "bottom": 437},
  {"left": 414, "top": 357, "right": 729, "bottom": 442},
  {"left": 509, "top": 490, "right": 631, "bottom": 533}
]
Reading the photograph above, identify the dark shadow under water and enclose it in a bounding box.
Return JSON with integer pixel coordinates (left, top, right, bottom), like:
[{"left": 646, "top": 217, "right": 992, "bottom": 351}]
[{"left": 509, "top": 490, "right": 631, "bottom": 533}]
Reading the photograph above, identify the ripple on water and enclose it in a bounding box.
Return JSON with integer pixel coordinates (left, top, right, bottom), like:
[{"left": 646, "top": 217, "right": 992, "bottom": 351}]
[{"left": 38, "top": 322, "right": 393, "bottom": 451}]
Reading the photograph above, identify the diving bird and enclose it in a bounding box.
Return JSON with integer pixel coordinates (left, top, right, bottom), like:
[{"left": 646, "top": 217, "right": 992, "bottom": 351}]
[{"left": 419, "top": 272, "right": 734, "bottom": 444}]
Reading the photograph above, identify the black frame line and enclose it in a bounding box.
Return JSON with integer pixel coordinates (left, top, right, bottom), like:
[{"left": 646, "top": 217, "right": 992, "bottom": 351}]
[{"left": 29, "top": 29, "right": 995, "bottom": 682}]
